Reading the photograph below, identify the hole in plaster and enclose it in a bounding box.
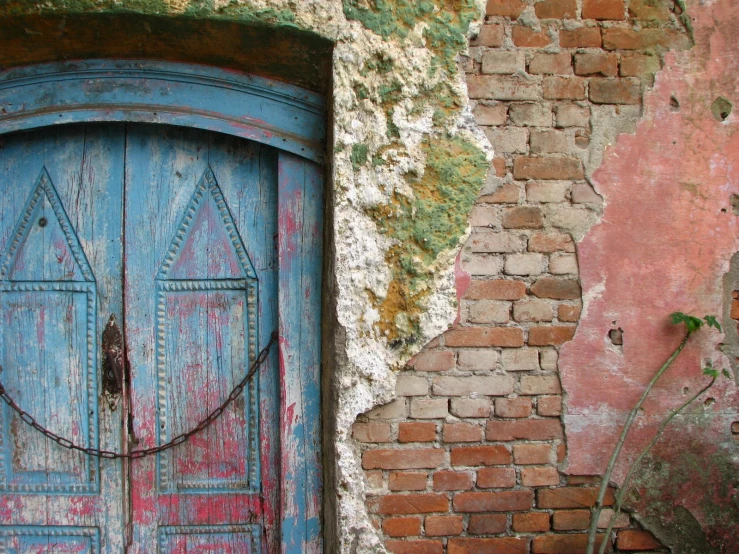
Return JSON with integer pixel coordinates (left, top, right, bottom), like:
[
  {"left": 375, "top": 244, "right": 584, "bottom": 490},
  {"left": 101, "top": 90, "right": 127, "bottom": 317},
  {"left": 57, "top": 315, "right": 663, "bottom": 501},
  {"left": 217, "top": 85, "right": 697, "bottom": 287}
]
[
  {"left": 711, "top": 97, "right": 733, "bottom": 122},
  {"left": 722, "top": 208, "right": 728, "bottom": 213},
  {"left": 731, "top": 422, "right": 739, "bottom": 435},
  {"left": 703, "top": 397, "right": 716, "bottom": 408},
  {"left": 731, "top": 195, "right": 739, "bottom": 215},
  {"left": 682, "top": 386, "right": 690, "bottom": 395},
  {"left": 608, "top": 328, "right": 624, "bottom": 346},
  {"left": 575, "top": 130, "right": 590, "bottom": 149},
  {"left": 670, "top": 96, "right": 680, "bottom": 111}
]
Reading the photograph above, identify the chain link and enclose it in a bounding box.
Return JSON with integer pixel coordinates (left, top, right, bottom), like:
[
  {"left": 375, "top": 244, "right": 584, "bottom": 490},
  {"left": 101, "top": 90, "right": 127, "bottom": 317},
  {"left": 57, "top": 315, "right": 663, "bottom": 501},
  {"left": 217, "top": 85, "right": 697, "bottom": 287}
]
[{"left": 0, "top": 331, "right": 278, "bottom": 460}]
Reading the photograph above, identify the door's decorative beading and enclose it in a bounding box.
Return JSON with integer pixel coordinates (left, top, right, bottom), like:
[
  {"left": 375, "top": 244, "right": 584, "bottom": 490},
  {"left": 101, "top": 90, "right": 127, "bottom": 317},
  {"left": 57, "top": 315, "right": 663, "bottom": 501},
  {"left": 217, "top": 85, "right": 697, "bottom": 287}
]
[
  {"left": 156, "top": 167, "right": 259, "bottom": 493},
  {"left": 0, "top": 169, "right": 98, "bottom": 494}
]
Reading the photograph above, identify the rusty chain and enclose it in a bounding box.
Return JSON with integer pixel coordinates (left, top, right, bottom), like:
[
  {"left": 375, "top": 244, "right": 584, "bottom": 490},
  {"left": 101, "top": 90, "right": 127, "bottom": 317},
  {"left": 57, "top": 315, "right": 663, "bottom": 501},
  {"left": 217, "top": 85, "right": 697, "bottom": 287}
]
[{"left": 0, "top": 331, "right": 278, "bottom": 460}]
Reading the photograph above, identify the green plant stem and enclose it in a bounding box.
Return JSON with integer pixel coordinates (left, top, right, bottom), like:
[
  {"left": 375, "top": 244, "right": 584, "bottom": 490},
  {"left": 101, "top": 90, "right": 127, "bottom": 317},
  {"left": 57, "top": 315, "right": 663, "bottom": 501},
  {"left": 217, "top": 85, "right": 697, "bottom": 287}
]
[
  {"left": 584, "top": 332, "right": 691, "bottom": 554},
  {"left": 596, "top": 377, "right": 716, "bottom": 554}
]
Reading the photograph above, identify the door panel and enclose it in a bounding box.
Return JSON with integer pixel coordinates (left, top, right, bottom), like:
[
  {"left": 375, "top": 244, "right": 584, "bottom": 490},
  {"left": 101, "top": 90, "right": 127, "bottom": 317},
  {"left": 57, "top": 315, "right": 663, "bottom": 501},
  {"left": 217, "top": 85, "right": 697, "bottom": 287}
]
[
  {"left": 0, "top": 126, "right": 125, "bottom": 553},
  {"left": 123, "top": 126, "right": 279, "bottom": 552},
  {"left": 0, "top": 122, "right": 321, "bottom": 552}
]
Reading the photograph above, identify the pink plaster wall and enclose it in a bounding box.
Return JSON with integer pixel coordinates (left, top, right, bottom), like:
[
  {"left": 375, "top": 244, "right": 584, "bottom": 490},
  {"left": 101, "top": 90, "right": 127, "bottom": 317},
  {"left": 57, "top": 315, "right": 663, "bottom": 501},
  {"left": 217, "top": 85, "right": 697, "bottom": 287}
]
[{"left": 559, "top": 0, "right": 739, "bottom": 544}]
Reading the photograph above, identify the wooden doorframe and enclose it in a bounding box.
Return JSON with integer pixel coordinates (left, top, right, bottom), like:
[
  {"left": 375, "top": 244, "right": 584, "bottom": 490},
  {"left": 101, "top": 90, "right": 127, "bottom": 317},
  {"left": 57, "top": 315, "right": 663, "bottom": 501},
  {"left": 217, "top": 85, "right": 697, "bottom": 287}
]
[{"left": 0, "top": 60, "right": 326, "bottom": 552}]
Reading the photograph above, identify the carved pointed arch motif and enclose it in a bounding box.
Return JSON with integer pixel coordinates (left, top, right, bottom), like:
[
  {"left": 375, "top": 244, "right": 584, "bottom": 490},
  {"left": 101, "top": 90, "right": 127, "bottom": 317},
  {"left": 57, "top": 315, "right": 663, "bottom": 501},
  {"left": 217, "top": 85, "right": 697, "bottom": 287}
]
[
  {"left": 155, "top": 166, "right": 259, "bottom": 493},
  {"left": 156, "top": 166, "right": 257, "bottom": 282},
  {"left": 0, "top": 166, "right": 98, "bottom": 494},
  {"left": 0, "top": 167, "right": 94, "bottom": 282}
]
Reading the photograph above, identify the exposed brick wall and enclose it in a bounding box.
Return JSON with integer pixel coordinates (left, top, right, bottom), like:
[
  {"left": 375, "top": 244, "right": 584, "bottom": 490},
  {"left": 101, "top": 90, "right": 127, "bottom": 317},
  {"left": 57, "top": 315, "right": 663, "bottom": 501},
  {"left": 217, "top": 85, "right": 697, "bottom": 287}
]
[{"left": 355, "top": 0, "right": 692, "bottom": 552}]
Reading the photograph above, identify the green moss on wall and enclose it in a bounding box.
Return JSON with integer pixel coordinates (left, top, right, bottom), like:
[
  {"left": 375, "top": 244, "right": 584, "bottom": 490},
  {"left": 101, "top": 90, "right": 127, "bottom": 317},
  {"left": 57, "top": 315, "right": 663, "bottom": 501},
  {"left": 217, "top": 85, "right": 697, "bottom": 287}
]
[
  {"left": 343, "top": 0, "right": 479, "bottom": 73},
  {"left": 345, "top": 0, "right": 487, "bottom": 345},
  {"left": 368, "top": 136, "right": 488, "bottom": 344}
]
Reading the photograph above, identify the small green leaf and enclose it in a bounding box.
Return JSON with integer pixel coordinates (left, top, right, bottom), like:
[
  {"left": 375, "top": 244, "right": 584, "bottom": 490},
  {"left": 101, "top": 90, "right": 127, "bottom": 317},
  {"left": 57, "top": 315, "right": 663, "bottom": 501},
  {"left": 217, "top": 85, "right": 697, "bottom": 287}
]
[
  {"left": 670, "top": 312, "right": 686, "bottom": 324},
  {"left": 703, "top": 367, "right": 719, "bottom": 378},
  {"left": 722, "top": 369, "right": 732, "bottom": 379},
  {"left": 704, "top": 315, "right": 722, "bottom": 332},
  {"left": 670, "top": 312, "right": 703, "bottom": 332}
]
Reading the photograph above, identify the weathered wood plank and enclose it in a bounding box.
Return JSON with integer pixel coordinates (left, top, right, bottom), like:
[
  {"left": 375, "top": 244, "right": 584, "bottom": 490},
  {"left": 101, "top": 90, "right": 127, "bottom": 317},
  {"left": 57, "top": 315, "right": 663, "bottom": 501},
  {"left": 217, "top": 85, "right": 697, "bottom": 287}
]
[
  {"left": 0, "top": 124, "right": 126, "bottom": 553},
  {"left": 277, "top": 152, "right": 324, "bottom": 553}
]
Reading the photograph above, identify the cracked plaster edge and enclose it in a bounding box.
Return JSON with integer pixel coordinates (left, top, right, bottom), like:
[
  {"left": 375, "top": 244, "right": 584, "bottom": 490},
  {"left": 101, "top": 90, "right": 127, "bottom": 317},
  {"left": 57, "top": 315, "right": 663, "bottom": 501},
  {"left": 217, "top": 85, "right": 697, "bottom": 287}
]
[{"left": 329, "top": 19, "right": 494, "bottom": 554}]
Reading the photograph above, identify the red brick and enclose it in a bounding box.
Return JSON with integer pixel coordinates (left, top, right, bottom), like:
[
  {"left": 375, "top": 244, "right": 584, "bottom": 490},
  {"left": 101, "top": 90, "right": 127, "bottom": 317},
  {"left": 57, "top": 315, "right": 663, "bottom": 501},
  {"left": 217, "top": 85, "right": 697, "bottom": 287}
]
[
  {"left": 552, "top": 509, "right": 590, "bottom": 530},
  {"left": 389, "top": 472, "right": 428, "bottom": 491},
  {"left": 522, "top": 466, "right": 560, "bottom": 486},
  {"left": 480, "top": 182, "right": 519, "bottom": 203},
  {"left": 529, "top": 52, "right": 573, "bottom": 75},
  {"left": 532, "top": 533, "right": 607, "bottom": 553},
  {"left": 409, "top": 350, "right": 455, "bottom": 372},
  {"left": 560, "top": 27, "right": 602, "bottom": 48},
  {"left": 513, "top": 512, "right": 551, "bottom": 532},
  {"left": 464, "top": 279, "right": 527, "bottom": 300},
  {"left": 528, "top": 325, "right": 577, "bottom": 346},
  {"left": 620, "top": 54, "right": 660, "bottom": 77},
  {"left": 513, "top": 443, "right": 552, "bottom": 464},
  {"left": 529, "top": 232, "right": 575, "bottom": 253},
  {"left": 363, "top": 449, "right": 445, "bottom": 470},
  {"left": 493, "top": 158, "right": 507, "bottom": 177},
  {"left": 589, "top": 77, "right": 641, "bottom": 104},
  {"left": 568, "top": 475, "right": 601, "bottom": 485},
  {"left": 399, "top": 422, "right": 437, "bottom": 443},
  {"left": 468, "top": 514, "right": 508, "bottom": 534},
  {"left": 537, "top": 486, "right": 615, "bottom": 509},
  {"left": 512, "top": 26, "right": 552, "bottom": 47},
  {"left": 383, "top": 517, "right": 422, "bottom": 537},
  {"left": 444, "top": 327, "right": 524, "bottom": 348},
  {"left": 353, "top": 422, "right": 391, "bottom": 443},
  {"left": 520, "top": 374, "right": 562, "bottom": 394},
  {"left": 486, "top": 0, "right": 526, "bottom": 18},
  {"left": 628, "top": 0, "right": 670, "bottom": 20},
  {"left": 433, "top": 471, "right": 474, "bottom": 491},
  {"left": 375, "top": 494, "right": 449, "bottom": 515},
  {"left": 449, "top": 538, "right": 528, "bottom": 554},
  {"left": 471, "top": 24, "right": 505, "bottom": 47},
  {"left": 443, "top": 423, "right": 484, "bottom": 443},
  {"left": 467, "top": 75, "right": 541, "bottom": 100},
  {"left": 487, "top": 419, "right": 563, "bottom": 441},
  {"left": 451, "top": 445, "right": 511, "bottom": 466},
  {"left": 602, "top": 27, "right": 691, "bottom": 51},
  {"left": 575, "top": 53, "right": 618, "bottom": 77},
  {"left": 558, "top": 304, "right": 581, "bottom": 322},
  {"left": 495, "top": 397, "right": 532, "bottom": 418},
  {"left": 454, "top": 490, "right": 533, "bottom": 512},
  {"left": 502, "top": 206, "right": 544, "bottom": 229},
  {"left": 542, "top": 77, "right": 587, "bottom": 100},
  {"left": 386, "top": 539, "right": 444, "bottom": 554},
  {"left": 537, "top": 395, "right": 562, "bottom": 416},
  {"left": 617, "top": 529, "right": 663, "bottom": 550},
  {"left": 531, "top": 278, "right": 581, "bottom": 299},
  {"left": 477, "top": 467, "right": 516, "bottom": 488},
  {"left": 425, "top": 515, "right": 464, "bottom": 536},
  {"left": 557, "top": 443, "right": 566, "bottom": 463},
  {"left": 582, "top": 0, "right": 624, "bottom": 20},
  {"left": 513, "top": 157, "right": 584, "bottom": 180},
  {"left": 535, "top": 0, "right": 577, "bottom": 18}
]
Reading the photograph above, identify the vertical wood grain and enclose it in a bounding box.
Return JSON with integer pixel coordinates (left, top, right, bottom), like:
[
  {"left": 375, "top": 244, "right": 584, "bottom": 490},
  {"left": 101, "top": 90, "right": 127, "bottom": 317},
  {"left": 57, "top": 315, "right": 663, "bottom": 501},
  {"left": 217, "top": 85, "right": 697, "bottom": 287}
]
[{"left": 277, "top": 152, "right": 324, "bottom": 553}]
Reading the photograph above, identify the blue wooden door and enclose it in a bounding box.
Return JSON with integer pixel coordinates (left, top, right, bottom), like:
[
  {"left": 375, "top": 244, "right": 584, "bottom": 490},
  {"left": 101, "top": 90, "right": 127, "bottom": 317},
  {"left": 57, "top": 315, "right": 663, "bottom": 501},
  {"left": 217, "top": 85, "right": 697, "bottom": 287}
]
[
  {"left": 0, "top": 123, "right": 323, "bottom": 553},
  {"left": 0, "top": 124, "right": 127, "bottom": 553}
]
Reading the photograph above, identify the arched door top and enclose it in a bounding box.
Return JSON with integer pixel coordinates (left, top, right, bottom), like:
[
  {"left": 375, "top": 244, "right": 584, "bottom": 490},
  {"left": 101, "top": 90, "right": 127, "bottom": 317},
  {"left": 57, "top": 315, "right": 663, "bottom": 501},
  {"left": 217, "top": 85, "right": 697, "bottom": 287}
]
[{"left": 0, "top": 59, "right": 326, "bottom": 163}]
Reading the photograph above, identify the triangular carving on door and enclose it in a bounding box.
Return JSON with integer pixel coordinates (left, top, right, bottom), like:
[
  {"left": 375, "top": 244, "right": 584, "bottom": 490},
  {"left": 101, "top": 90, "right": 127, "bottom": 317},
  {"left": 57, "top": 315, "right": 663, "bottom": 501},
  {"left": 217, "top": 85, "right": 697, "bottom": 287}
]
[
  {"left": 0, "top": 167, "right": 94, "bottom": 282},
  {"left": 157, "top": 166, "right": 257, "bottom": 281}
]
